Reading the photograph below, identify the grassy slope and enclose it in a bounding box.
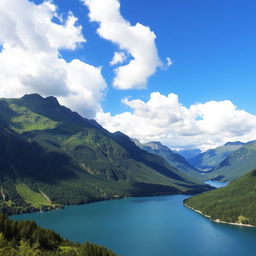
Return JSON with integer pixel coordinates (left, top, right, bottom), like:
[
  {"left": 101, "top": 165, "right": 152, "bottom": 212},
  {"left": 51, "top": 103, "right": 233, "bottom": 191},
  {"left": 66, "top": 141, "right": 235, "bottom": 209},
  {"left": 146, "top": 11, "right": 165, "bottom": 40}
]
[
  {"left": 0, "top": 94, "right": 210, "bottom": 214},
  {"left": 184, "top": 169, "right": 256, "bottom": 226}
]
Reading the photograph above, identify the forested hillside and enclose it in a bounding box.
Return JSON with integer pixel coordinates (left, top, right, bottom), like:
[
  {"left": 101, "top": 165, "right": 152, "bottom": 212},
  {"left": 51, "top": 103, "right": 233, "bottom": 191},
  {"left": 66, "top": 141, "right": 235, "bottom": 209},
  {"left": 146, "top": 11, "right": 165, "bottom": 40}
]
[
  {"left": 184, "top": 169, "right": 256, "bottom": 226},
  {"left": 0, "top": 94, "right": 210, "bottom": 214},
  {"left": 133, "top": 140, "right": 205, "bottom": 180},
  {"left": 208, "top": 141, "right": 256, "bottom": 181}
]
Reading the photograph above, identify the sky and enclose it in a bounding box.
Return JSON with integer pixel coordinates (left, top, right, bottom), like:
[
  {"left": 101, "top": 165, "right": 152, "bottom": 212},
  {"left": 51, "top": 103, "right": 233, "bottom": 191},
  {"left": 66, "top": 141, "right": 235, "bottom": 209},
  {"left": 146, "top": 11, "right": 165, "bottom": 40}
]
[{"left": 0, "top": 0, "right": 255, "bottom": 151}]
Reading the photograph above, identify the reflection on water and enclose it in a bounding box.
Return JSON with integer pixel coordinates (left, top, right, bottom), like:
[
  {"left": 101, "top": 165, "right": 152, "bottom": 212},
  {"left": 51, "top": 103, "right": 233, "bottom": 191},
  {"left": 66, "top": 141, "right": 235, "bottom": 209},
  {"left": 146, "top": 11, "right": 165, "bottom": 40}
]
[{"left": 205, "top": 180, "right": 229, "bottom": 188}]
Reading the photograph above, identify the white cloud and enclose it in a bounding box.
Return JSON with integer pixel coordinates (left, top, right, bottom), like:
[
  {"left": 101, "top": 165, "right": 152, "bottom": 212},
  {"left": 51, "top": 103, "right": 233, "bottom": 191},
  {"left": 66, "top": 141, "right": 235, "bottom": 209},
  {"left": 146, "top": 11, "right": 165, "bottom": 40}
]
[
  {"left": 110, "top": 51, "right": 126, "bottom": 66},
  {"left": 83, "top": 0, "right": 161, "bottom": 89},
  {"left": 166, "top": 57, "right": 172, "bottom": 66},
  {"left": 96, "top": 92, "right": 256, "bottom": 151},
  {"left": 0, "top": 0, "right": 106, "bottom": 118}
]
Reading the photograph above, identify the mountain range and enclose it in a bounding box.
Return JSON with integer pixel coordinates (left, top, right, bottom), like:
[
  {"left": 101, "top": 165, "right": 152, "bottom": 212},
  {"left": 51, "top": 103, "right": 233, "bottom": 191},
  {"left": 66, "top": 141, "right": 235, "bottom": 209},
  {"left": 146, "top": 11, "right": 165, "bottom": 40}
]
[
  {"left": 208, "top": 141, "right": 256, "bottom": 181},
  {"left": 0, "top": 94, "right": 209, "bottom": 214},
  {"left": 188, "top": 142, "right": 246, "bottom": 171},
  {"left": 132, "top": 140, "right": 206, "bottom": 180}
]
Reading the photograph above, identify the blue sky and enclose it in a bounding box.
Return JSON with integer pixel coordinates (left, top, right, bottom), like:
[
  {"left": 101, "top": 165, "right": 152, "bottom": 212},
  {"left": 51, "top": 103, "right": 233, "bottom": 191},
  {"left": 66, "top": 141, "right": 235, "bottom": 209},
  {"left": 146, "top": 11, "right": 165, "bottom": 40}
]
[
  {"left": 0, "top": 0, "right": 256, "bottom": 150},
  {"left": 46, "top": 0, "right": 256, "bottom": 114}
]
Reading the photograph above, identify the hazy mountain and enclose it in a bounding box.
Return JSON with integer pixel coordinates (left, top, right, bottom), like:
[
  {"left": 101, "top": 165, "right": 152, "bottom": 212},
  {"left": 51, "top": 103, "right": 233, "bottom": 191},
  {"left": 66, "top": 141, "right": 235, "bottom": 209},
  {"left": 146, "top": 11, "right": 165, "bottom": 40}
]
[
  {"left": 208, "top": 141, "right": 256, "bottom": 181},
  {"left": 0, "top": 94, "right": 210, "bottom": 214},
  {"left": 185, "top": 169, "right": 256, "bottom": 226},
  {"left": 133, "top": 140, "right": 206, "bottom": 180},
  {"left": 188, "top": 142, "right": 245, "bottom": 171},
  {"left": 173, "top": 149, "right": 201, "bottom": 160}
]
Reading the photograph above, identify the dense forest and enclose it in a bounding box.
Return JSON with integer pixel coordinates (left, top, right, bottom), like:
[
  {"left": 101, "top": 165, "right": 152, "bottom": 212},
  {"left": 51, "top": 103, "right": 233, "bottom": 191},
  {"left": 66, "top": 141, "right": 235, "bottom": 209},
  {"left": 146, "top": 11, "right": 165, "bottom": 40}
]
[
  {"left": 0, "top": 213, "right": 117, "bottom": 256},
  {"left": 184, "top": 169, "right": 256, "bottom": 226}
]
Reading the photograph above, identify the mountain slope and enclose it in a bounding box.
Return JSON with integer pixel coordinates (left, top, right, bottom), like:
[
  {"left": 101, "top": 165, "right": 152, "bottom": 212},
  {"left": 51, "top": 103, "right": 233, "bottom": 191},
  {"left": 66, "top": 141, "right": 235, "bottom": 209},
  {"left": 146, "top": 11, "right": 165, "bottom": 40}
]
[
  {"left": 184, "top": 169, "right": 256, "bottom": 226},
  {"left": 0, "top": 94, "right": 210, "bottom": 214},
  {"left": 208, "top": 141, "right": 256, "bottom": 181},
  {"left": 188, "top": 142, "right": 245, "bottom": 171},
  {"left": 133, "top": 140, "right": 206, "bottom": 180},
  {"left": 173, "top": 149, "right": 201, "bottom": 160}
]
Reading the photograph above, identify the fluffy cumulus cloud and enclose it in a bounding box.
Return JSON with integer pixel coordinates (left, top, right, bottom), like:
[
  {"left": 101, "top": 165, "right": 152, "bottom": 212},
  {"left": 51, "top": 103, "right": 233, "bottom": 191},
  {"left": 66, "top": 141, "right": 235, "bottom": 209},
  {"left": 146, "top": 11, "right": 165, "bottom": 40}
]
[
  {"left": 83, "top": 0, "right": 161, "bottom": 89},
  {"left": 96, "top": 92, "right": 256, "bottom": 151},
  {"left": 0, "top": 0, "right": 106, "bottom": 117}
]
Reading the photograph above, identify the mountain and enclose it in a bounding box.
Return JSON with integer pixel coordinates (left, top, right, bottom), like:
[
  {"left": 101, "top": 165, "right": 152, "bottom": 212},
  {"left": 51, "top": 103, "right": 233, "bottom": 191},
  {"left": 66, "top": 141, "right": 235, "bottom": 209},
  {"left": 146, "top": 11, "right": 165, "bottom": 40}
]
[
  {"left": 188, "top": 142, "right": 245, "bottom": 171},
  {"left": 173, "top": 149, "right": 201, "bottom": 160},
  {"left": 133, "top": 140, "right": 206, "bottom": 180},
  {"left": 208, "top": 141, "right": 256, "bottom": 181},
  {"left": 0, "top": 94, "right": 210, "bottom": 214},
  {"left": 184, "top": 169, "right": 256, "bottom": 226}
]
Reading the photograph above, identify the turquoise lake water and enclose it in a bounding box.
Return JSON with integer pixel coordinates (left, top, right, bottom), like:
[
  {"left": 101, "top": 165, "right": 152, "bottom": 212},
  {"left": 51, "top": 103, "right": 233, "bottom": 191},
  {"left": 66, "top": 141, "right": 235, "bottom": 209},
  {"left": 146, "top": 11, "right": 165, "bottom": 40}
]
[
  {"left": 12, "top": 195, "right": 256, "bottom": 256},
  {"left": 204, "top": 180, "right": 229, "bottom": 188}
]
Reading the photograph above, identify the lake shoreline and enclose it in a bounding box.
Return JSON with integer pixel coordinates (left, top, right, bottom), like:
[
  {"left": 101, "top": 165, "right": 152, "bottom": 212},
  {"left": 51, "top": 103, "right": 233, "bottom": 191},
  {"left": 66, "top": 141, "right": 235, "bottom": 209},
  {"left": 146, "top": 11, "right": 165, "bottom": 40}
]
[
  {"left": 184, "top": 202, "right": 255, "bottom": 228},
  {"left": 9, "top": 190, "right": 194, "bottom": 216}
]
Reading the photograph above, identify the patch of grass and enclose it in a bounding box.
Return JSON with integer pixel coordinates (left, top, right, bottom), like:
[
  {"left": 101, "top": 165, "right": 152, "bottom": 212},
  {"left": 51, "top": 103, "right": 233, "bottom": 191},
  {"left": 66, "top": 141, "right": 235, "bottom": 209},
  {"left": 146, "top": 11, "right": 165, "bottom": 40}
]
[
  {"left": 15, "top": 183, "right": 51, "bottom": 208},
  {"left": 9, "top": 104, "right": 58, "bottom": 133},
  {"left": 237, "top": 215, "right": 249, "bottom": 224}
]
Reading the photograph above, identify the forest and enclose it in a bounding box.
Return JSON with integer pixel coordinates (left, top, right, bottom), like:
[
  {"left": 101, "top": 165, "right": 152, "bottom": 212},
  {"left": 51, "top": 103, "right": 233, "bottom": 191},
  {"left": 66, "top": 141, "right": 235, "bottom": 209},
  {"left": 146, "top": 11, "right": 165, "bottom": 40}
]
[
  {"left": 184, "top": 169, "right": 256, "bottom": 226},
  {"left": 0, "top": 213, "right": 117, "bottom": 256}
]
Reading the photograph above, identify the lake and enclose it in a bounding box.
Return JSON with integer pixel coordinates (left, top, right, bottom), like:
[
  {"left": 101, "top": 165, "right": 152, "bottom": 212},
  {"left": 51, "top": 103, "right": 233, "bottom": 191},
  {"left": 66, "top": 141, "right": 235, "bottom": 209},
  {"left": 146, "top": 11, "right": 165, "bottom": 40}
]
[
  {"left": 204, "top": 180, "right": 229, "bottom": 188},
  {"left": 12, "top": 195, "right": 256, "bottom": 256}
]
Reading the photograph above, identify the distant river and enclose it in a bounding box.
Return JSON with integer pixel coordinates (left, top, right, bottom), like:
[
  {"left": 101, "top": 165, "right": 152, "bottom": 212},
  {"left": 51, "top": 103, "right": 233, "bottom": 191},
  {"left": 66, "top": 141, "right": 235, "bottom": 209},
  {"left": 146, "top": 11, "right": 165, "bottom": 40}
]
[{"left": 12, "top": 195, "right": 256, "bottom": 256}]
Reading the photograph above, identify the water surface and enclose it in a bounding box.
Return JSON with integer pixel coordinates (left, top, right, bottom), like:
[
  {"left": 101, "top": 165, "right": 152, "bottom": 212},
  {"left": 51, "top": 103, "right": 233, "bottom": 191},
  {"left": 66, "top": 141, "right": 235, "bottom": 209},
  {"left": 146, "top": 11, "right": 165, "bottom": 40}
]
[
  {"left": 204, "top": 180, "right": 229, "bottom": 188},
  {"left": 12, "top": 195, "right": 256, "bottom": 256}
]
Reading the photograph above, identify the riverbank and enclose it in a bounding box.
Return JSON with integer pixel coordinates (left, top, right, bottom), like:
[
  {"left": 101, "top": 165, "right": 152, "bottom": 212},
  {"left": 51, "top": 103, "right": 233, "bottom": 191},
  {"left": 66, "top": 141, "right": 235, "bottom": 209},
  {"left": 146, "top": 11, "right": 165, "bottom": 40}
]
[{"left": 184, "top": 202, "right": 255, "bottom": 228}]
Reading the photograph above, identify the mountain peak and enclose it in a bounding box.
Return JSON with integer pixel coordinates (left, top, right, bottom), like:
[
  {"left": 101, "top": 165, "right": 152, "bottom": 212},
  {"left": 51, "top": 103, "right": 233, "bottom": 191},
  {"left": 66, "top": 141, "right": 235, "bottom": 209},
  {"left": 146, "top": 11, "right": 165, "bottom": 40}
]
[
  {"left": 224, "top": 141, "right": 244, "bottom": 146},
  {"left": 21, "top": 93, "right": 43, "bottom": 101}
]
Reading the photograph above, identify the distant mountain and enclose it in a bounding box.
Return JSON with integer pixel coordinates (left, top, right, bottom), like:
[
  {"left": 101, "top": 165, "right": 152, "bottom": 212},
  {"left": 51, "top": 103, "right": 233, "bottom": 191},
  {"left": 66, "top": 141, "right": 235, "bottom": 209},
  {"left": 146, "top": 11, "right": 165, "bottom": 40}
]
[
  {"left": 133, "top": 140, "right": 206, "bottom": 180},
  {"left": 188, "top": 142, "right": 245, "bottom": 171},
  {"left": 184, "top": 169, "right": 256, "bottom": 226},
  {"left": 0, "top": 94, "right": 210, "bottom": 214},
  {"left": 173, "top": 149, "right": 201, "bottom": 160},
  {"left": 208, "top": 141, "right": 256, "bottom": 181}
]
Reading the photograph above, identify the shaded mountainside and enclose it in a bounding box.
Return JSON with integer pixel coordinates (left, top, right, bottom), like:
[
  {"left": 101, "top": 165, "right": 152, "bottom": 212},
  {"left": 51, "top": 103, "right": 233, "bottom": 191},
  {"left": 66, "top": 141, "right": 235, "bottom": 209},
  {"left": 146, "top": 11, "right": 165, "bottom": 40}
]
[
  {"left": 188, "top": 141, "right": 245, "bottom": 171},
  {"left": 0, "top": 214, "right": 117, "bottom": 256},
  {"left": 184, "top": 169, "right": 256, "bottom": 226},
  {"left": 133, "top": 140, "right": 206, "bottom": 180},
  {"left": 173, "top": 149, "right": 201, "bottom": 160},
  {"left": 209, "top": 141, "right": 256, "bottom": 182},
  {"left": 0, "top": 94, "right": 210, "bottom": 214}
]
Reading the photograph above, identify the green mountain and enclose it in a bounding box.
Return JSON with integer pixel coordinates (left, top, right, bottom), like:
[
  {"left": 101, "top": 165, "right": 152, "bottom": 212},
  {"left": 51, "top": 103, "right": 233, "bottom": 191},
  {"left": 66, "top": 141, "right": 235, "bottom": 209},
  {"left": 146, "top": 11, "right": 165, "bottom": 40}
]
[
  {"left": 0, "top": 94, "right": 210, "bottom": 214},
  {"left": 208, "top": 141, "right": 256, "bottom": 181},
  {"left": 0, "top": 214, "right": 117, "bottom": 256},
  {"left": 133, "top": 140, "right": 206, "bottom": 180},
  {"left": 188, "top": 142, "right": 245, "bottom": 171},
  {"left": 184, "top": 169, "right": 256, "bottom": 226}
]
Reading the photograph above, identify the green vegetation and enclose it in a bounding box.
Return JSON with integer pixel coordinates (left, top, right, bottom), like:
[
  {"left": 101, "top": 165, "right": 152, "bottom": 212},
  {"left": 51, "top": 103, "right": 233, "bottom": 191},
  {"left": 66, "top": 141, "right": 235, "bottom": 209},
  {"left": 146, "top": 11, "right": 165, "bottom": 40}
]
[
  {"left": 133, "top": 140, "right": 205, "bottom": 180},
  {"left": 0, "top": 94, "right": 210, "bottom": 215},
  {"left": 184, "top": 169, "right": 256, "bottom": 226},
  {"left": 188, "top": 141, "right": 245, "bottom": 171},
  {"left": 15, "top": 183, "right": 52, "bottom": 207},
  {"left": 0, "top": 214, "right": 117, "bottom": 256},
  {"left": 209, "top": 141, "right": 256, "bottom": 181}
]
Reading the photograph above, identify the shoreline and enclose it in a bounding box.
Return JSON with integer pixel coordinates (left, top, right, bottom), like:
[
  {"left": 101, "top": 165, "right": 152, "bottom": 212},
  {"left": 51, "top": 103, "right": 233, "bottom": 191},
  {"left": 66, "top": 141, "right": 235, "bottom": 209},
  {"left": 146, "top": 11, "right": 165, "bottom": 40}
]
[{"left": 184, "top": 203, "right": 255, "bottom": 228}]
